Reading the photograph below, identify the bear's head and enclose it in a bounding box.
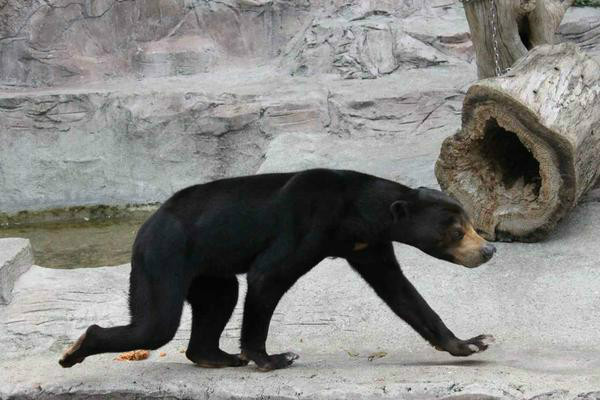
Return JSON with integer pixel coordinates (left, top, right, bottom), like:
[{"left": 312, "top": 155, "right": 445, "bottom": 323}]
[{"left": 389, "top": 187, "right": 496, "bottom": 268}]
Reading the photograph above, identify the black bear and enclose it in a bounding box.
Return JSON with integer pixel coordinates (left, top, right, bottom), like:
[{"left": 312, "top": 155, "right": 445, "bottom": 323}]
[{"left": 60, "top": 169, "right": 496, "bottom": 371}]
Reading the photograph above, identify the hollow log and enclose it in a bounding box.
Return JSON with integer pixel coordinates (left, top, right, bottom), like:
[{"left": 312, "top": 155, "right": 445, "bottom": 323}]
[
  {"left": 464, "top": 0, "right": 574, "bottom": 79},
  {"left": 435, "top": 43, "right": 600, "bottom": 242}
]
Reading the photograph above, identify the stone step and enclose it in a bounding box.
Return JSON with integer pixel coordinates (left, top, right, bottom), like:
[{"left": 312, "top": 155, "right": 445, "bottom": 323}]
[{"left": 0, "top": 238, "right": 33, "bottom": 304}]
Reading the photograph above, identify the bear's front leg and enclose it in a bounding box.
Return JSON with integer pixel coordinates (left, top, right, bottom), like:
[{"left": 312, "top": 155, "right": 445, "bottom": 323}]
[
  {"left": 347, "top": 242, "right": 494, "bottom": 357},
  {"left": 240, "top": 274, "right": 302, "bottom": 371},
  {"left": 240, "top": 233, "right": 327, "bottom": 371}
]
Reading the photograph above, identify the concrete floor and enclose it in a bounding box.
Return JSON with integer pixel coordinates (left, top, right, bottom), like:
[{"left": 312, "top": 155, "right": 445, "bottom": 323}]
[{"left": 1, "top": 192, "right": 600, "bottom": 399}]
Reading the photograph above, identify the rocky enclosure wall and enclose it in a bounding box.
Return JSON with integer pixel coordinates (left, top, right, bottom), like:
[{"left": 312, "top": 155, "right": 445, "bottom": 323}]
[
  {"left": 0, "top": 0, "right": 598, "bottom": 215},
  {"left": 0, "top": 0, "right": 466, "bottom": 88}
]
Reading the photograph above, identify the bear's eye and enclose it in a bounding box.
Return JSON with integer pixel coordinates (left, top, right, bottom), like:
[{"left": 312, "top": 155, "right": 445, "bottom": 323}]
[{"left": 450, "top": 229, "right": 464, "bottom": 241}]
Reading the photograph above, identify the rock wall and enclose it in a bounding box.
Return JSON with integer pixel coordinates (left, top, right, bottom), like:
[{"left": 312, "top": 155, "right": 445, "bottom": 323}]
[
  {"left": 0, "top": 0, "right": 313, "bottom": 87},
  {"left": 0, "top": 0, "right": 598, "bottom": 215},
  {"left": 1, "top": 0, "right": 465, "bottom": 88}
]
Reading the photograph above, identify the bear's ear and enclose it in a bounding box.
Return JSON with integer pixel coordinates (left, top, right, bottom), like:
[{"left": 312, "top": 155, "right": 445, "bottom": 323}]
[{"left": 390, "top": 200, "right": 410, "bottom": 222}]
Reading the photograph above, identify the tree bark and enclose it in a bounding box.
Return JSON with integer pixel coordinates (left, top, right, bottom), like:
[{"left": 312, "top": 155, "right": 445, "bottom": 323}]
[
  {"left": 464, "top": 0, "right": 575, "bottom": 79},
  {"left": 435, "top": 43, "right": 600, "bottom": 242}
]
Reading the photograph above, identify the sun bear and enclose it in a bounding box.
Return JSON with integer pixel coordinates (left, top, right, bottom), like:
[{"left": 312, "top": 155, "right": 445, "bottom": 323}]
[{"left": 60, "top": 168, "right": 496, "bottom": 371}]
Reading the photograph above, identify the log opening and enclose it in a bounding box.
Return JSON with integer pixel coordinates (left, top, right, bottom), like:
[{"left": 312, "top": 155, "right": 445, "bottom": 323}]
[
  {"left": 436, "top": 106, "right": 558, "bottom": 242},
  {"left": 474, "top": 118, "right": 541, "bottom": 199}
]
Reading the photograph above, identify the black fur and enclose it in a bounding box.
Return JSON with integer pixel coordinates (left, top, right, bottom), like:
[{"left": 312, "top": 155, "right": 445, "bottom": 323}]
[{"left": 59, "top": 169, "right": 494, "bottom": 371}]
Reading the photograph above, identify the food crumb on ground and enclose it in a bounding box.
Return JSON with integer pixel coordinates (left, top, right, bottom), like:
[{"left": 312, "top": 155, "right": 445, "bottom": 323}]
[{"left": 115, "top": 350, "right": 150, "bottom": 361}]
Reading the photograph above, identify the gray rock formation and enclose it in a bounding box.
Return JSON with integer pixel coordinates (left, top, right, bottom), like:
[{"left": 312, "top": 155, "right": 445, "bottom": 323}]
[
  {"left": 0, "top": 0, "right": 310, "bottom": 88},
  {"left": 559, "top": 7, "right": 600, "bottom": 58},
  {"left": 280, "top": 1, "right": 473, "bottom": 79},
  {"left": 0, "top": 237, "right": 32, "bottom": 304},
  {"left": 0, "top": 64, "right": 474, "bottom": 213},
  {"left": 1, "top": 1, "right": 598, "bottom": 216}
]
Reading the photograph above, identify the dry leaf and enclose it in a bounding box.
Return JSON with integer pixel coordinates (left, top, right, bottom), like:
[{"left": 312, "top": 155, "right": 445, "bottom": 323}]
[
  {"left": 159, "top": 352, "right": 167, "bottom": 357},
  {"left": 345, "top": 350, "right": 359, "bottom": 357},
  {"left": 367, "top": 351, "right": 387, "bottom": 361}
]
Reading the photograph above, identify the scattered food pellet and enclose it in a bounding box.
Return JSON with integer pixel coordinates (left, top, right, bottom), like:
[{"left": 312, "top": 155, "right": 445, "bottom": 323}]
[
  {"left": 159, "top": 352, "right": 167, "bottom": 357},
  {"left": 115, "top": 350, "right": 150, "bottom": 361},
  {"left": 367, "top": 351, "right": 387, "bottom": 361}
]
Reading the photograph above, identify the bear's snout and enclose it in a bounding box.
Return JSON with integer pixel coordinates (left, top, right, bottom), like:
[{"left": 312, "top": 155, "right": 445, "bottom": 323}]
[
  {"left": 447, "top": 225, "right": 496, "bottom": 268},
  {"left": 480, "top": 243, "right": 496, "bottom": 262}
]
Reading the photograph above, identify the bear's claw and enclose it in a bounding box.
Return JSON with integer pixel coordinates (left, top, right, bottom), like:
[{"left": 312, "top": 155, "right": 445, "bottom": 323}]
[{"left": 444, "top": 334, "right": 495, "bottom": 357}]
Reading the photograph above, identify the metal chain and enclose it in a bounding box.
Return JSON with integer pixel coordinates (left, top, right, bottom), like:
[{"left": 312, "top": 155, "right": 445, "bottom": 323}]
[
  {"left": 459, "top": 0, "right": 505, "bottom": 76},
  {"left": 489, "top": 0, "right": 504, "bottom": 76}
]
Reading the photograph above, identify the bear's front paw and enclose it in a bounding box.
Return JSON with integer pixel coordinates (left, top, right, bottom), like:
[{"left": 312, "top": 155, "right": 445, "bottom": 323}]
[
  {"left": 242, "top": 350, "right": 299, "bottom": 371},
  {"left": 257, "top": 352, "right": 299, "bottom": 371},
  {"left": 442, "top": 334, "right": 495, "bottom": 357}
]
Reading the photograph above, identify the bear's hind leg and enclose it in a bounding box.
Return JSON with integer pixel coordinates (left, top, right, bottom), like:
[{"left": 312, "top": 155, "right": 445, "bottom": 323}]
[
  {"left": 59, "top": 260, "right": 186, "bottom": 367},
  {"left": 185, "top": 276, "right": 248, "bottom": 368}
]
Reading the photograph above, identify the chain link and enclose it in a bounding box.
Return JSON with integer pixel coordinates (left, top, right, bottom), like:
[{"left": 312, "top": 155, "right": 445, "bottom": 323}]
[{"left": 459, "top": 0, "right": 505, "bottom": 76}]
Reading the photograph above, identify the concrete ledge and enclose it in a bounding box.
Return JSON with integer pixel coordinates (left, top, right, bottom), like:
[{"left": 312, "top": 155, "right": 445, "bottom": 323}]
[{"left": 0, "top": 238, "right": 33, "bottom": 304}]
